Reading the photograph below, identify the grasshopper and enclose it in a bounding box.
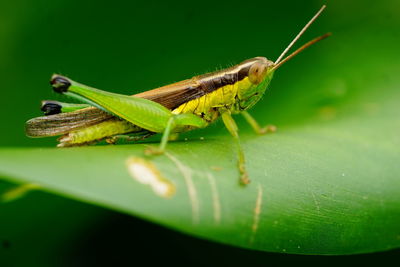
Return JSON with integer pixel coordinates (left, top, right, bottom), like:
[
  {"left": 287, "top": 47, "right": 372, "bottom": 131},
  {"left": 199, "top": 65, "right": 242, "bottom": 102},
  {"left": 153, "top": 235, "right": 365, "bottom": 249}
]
[{"left": 26, "top": 5, "right": 330, "bottom": 185}]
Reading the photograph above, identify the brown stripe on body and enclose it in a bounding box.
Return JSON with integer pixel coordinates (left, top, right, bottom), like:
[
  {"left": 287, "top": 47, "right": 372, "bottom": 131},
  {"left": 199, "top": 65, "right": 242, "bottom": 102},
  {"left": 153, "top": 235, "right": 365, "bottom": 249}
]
[
  {"left": 194, "top": 59, "right": 255, "bottom": 100},
  {"left": 196, "top": 67, "right": 247, "bottom": 94}
]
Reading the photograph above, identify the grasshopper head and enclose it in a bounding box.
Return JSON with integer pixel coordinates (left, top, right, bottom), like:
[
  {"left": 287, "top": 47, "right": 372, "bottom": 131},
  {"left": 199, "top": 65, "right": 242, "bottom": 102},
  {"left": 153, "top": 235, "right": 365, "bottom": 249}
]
[
  {"left": 234, "top": 57, "right": 276, "bottom": 111},
  {"left": 246, "top": 57, "right": 275, "bottom": 85}
]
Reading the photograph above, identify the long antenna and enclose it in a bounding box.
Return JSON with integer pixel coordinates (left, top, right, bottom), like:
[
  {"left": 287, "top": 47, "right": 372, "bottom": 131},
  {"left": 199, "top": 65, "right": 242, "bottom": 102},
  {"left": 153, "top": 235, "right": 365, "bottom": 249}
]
[
  {"left": 272, "top": 32, "right": 331, "bottom": 71},
  {"left": 275, "top": 5, "right": 326, "bottom": 65}
]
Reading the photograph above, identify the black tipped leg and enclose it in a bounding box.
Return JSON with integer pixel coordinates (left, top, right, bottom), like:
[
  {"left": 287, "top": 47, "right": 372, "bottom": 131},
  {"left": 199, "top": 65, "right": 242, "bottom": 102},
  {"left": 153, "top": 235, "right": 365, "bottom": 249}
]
[
  {"left": 41, "top": 100, "right": 62, "bottom": 115},
  {"left": 50, "top": 75, "right": 71, "bottom": 93}
]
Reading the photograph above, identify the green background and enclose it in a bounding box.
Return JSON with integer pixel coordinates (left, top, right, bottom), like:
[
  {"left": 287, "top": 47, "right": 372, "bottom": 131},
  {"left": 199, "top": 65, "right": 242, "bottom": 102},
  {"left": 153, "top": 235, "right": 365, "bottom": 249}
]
[{"left": 1, "top": 0, "right": 400, "bottom": 265}]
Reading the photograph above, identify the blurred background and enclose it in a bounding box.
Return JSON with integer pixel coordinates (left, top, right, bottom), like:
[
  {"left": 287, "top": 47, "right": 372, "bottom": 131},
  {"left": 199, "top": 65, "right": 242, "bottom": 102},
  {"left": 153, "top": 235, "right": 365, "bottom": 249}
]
[{"left": 1, "top": 0, "right": 399, "bottom": 265}]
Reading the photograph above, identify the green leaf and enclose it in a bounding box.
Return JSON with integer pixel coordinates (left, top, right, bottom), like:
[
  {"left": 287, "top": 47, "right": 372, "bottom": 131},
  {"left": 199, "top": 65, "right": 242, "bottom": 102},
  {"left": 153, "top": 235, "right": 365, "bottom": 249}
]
[
  {"left": 1, "top": 0, "right": 399, "bottom": 256},
  {"left": 1, "top": 87, "right": 399, "bottom": 255}
]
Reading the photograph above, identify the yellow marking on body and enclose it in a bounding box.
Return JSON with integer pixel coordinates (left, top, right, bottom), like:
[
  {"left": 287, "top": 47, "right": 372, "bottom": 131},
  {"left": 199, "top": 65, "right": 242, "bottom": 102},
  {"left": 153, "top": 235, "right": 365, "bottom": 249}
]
[
  {"left": 237, "top": 77, "right": 253, "bottom": 94},
  {"left": 195, "top": 93, "right": 205, "bottom": 113},
  {"left": 250, "top": 184, "right": 263, "bottom": 244},
  {"left": 166, "top": 152, "right": 199, "bottom": 224},
  {"left": 204, "top": 89, "right": 216, "bottom": 108},
  {"left": 223, "top": 84, "right": 236, "bottom": 104},
  {"left": 172, "top": 77, "right": 253, "bottom": 120},
  {"left": 126, "top": 157, "right": 175, "bottom": 198},
  {"left": 207, "top": 172, "right": 221, "bottom": 224}
]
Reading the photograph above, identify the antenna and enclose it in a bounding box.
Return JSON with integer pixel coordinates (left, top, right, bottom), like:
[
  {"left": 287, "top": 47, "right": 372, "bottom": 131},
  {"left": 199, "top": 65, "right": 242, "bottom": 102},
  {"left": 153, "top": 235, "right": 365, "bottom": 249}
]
[
  {"left": 275, "top": 5, "right": 326, "bottom": 65},
  {"left": 272, "top": 32, "right": 331, "bottom": 71}
]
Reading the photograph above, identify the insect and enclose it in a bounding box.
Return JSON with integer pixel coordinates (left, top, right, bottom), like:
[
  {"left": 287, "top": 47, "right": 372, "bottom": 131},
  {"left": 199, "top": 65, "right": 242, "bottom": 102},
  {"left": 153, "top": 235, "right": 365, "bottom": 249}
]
[{"left": 26, "top": 5, "right": 330, "bottom": 185}]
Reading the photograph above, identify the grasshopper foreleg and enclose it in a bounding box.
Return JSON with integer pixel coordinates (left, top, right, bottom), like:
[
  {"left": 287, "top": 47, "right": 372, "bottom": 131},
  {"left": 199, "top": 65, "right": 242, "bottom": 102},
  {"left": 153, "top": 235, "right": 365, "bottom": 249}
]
[
  {"left": 241, "top": 111, "right": 276, "bottom": 135},
  {"left": 221, "top": 110, "right": 250, "bottom": 185}
]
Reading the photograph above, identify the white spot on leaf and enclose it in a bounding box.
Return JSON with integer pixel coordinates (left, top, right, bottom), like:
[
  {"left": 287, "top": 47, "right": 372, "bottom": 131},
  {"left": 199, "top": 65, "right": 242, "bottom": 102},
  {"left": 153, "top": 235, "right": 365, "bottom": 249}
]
[{"left": 126, "top": 157, "right": 175, "bottom": 198}]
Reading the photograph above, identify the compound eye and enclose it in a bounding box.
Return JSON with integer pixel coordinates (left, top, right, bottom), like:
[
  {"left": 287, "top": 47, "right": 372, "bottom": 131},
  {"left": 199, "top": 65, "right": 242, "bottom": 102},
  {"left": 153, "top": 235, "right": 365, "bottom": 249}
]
[{"left": 248, "top": 62, "right": 267, "bottom": 84}]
